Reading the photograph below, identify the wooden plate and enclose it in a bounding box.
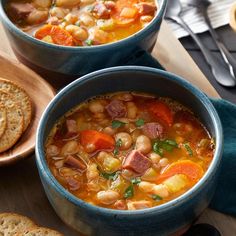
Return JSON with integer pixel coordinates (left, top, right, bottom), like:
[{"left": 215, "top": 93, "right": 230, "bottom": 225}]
[{"left": 0, "top": 51, "right": 56, "bottom": 166}]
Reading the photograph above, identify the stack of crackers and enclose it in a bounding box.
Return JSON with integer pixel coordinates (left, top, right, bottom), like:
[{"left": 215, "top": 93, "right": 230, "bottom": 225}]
[
  {"left": 0, "top": 213, "right": 63, "bottom": 235},
  {"left": 0, "top": 78, "right": 32, "bottom": 153}
]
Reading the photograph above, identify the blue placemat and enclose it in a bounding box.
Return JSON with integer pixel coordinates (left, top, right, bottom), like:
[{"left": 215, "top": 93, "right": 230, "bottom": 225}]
[{"left": 126, "top": 50, "right": 236, "bottom": 217}]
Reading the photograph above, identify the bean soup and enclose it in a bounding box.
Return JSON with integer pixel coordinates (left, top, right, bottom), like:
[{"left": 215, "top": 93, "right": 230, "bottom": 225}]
[
  {"left": 45, "top": 92, "right": 215, "bottom": 210},
  {"left": 6, "top": 0, "right": 158, "bottom": 46}
]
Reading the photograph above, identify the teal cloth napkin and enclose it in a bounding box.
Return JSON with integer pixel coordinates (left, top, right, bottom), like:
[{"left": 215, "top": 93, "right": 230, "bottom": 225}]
[{"left": 125, "top": 50, "right": 236, "bottom": 217}]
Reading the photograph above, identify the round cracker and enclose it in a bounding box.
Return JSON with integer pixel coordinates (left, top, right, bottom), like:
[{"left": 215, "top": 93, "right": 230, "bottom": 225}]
[
  {"left": 0, "top": 212, "right": 36, "bottom": 236},
  {"left": 0, "top": 91, "right": 24, "bottom": 153},
  {"left": 21, "top": 227, "right": 64, "bottom": 236},
  {"left": 0, "top": 104, "right": 7, "bottom": 139},
  {"left": 0, "top": 78, "right": 32, "bottom": 131}
]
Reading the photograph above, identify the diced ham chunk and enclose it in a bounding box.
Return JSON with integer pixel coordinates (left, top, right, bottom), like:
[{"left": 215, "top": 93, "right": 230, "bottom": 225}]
[
  {"left": 9, "top": 3, "right": 34, "bottom": 20},
  {"left": 93, "top": 2, "right": 110, "bottom": 19},
  {"left": 136, "top": 3, "right": 157, "bottom": 15},
  {"left": 66, "top": 119, "right": 77, "bottom": 136},
  {"left": 142, "top": 122, "right": 164, "bottom": 139},
  {"left": 123, "top": 150, "right": 151, "bottom": 174},
  {"left": 65, "top": 155, "right": 87, "bottom": 171},
  {"left": 127, "top": 200, "right": 152, "bottom": 210},
  {"left": 106, "top": 99, "right": 126, "bottom": 118}
]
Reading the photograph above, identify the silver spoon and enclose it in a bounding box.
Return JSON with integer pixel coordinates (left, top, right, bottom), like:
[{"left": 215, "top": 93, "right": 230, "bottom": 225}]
[
  {"left": 165, "top": 0, "right": 236, "bottom": 87},
  {"left": 187, "top": 0, "right": 236, "bottom": 79}
]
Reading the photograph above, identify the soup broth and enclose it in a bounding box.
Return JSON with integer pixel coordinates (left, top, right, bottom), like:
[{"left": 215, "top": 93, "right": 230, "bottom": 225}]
[{"left": 45, "top": 92, "right": 214, "bottom": 210}]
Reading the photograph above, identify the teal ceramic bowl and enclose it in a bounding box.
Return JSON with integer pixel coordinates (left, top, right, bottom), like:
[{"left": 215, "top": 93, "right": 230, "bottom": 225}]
[
  {"left": 36, "top": 66, "right": 223, "bottom": 236},
  {"left": 0, "top": 0, "right": 166, "bottom": 85}
]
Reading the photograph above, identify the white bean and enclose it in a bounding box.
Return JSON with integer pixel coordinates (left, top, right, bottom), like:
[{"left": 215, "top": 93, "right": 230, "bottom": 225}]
[
  {"left": 87, "top": 180, "right": 101, "bottom": 192},
  {"left": 126, "top": 102, "right": 138, "bottom": 119},
  {"left": 86, "top": 163, "right": 99, "bottom": 181},
  {"left": 159, "top": 158, "right": 169, "bottom": 167},
  {"left": 127, "top": 200, "right": 152, "bottom": 210},
  {"left": 88, "top": 100, "right": 104, "bottom": 113},
  {"left": 140, "top": 15, "right": 153, "bottom": 23},
  {"left": 56, "top": 0, "right": 80, "bottom": 7},
  {"left": 64, "top": 13, "right": 78, "bottom": 24},
  {"left": 97, "top": 151, "right": 108, "bottom": 162},
  {"left": 46, "top": 145, "right": 60, "bottom": 156},
  {"left": 131, "top": 129, "right": 142, "bottom": 142},
  {"left": 27, "top": 9, "right": 48, "bottom": 25},
  {"left": 148, "top": 152, "right": 161, "bottom": 164},
  {"left": 139, "top": 182, "right": 169, "bottom": 198},
  {"left": 54, "top": 160, "right": 64, "bottom": 168},
  {"left": 90, "top": 28, "right": 108, "bottom": 44},
  {"left": 61, "top": 141, "right": 78, "bottom": 155},
  {"left": 139, "top": 181, "right": 155, "bottom": 193},
  {"left": 103, "top": 126, "right": 116, "bottom": 136},
  {"left": 97, "top": 190, "right": 119, "bottom": 205},
  {"left": 66, "top": 25, "right": 88, "bottom": 41},
  {"left": 79, "top": 13, "right": 95, "bottom": 27},
  {"left": 50, "top": 7, "right": 69, "bottom": 19},
  {"left": 34, "top": 0, "right": 51, "bottom": 8},
  {"left": 152, "top": 184, "right": 169, "bottom": 198},
  {"left": 115, "top": 132, "right": 132, "bottom": 150},
  {"left": 135, "top": 135, "right": 152, "bottom": 154}
]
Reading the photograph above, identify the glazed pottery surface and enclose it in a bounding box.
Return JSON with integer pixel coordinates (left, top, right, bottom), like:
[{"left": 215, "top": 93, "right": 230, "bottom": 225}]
[
  {"left": 36, "top": 66, "right": 223, "bottom": 236},
  {"left": 0, "top": 0, "right": 166, "bottom": 80}
]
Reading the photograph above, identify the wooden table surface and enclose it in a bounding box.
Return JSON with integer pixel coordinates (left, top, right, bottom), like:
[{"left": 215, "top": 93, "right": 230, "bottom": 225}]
[{"left": 0, "top": 20, "right": 235, "bottom": 235}]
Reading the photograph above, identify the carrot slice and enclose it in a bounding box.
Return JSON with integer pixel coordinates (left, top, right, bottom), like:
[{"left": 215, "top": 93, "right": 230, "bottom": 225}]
[
  {"left": 111, "top": 0, "right": 138, "bottom": 27},
  {"left": 80, "top": 130, "right": 115, "bottom": 153},
  {"left": 148, "top": 101, "right": 173, "bottom": 127},
  {"left": 35, "top": 25, "right": 74, "bottom": 46},
  {"left": 157, "top": 160, "right": 204, "bottom": 184}
]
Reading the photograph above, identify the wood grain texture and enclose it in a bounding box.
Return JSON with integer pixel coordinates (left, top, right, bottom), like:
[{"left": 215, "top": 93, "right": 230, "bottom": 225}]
[
  {"left": 0, "top": 51, "right": 55, "bottom": 165},
  {"left": 152, "top": 22, "right": 220, "bottom": 98},
  {"left": 0, "top": 20, "right": 235, "bottom": 235}
]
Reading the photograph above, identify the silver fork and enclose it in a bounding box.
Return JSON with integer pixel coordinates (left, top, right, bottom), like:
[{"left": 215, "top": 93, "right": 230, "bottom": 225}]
[
  {"left": 165, "top": 0, "right": 236, "bottom": 87},
  {"left": 186, "top": 0, "right": 236, "bottom": 79}
]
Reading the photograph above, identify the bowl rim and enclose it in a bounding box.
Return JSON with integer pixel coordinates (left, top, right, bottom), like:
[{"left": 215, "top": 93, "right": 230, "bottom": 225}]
[
  {"left": 36, "top": 66, "right": 223, "bottom": 217},
  {"left": 0, "top": 0, "right": 166, "bottom": 51}
]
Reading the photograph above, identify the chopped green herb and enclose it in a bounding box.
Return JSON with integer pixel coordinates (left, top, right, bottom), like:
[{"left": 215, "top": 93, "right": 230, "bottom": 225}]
[
  {"left": 152, "top": 194, "right": 163, "bottom": 201},
  {"left": 135, "top": 118, "right": 145, "bottom": 127},
  {"left": 112, "top": 120, "right": 126, "bottom": 129},
  {"left": 124, "top": 185, "right": 134, "bottom": 199},
  {"left": 153, "top": 139, "right": 178, "bottom": 155},
  {"left": 131, "top": 177, "right": 141, "bottom": 185},
  {"left": 100, "top": 171, "right": 118, "bottom": 180},
  {"left": 153, "top": 141, "right": 164, "bottom": 156},
  {"left": 183, "top": 142, "right": 193, "bottom": 156},
  {"left": 165, "top": 139, "right": 178, "bottom": 147},
  {"left": 85, "top": 39, "right": 93, "bottom": 46},
  {"left": 113, "top": 139, "right": 122, "bottom": 155},
  {"left": 161, "top": 143, "right": 174, "bottom": 152}
]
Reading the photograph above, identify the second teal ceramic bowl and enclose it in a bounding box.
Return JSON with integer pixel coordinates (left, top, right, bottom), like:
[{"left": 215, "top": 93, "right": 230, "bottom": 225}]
[
  {"left": 0, "top": 0, "right": 166, "bottom": 83},
  {"left": 36, "top": 66, "right": 223, "bottom": 236}
]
